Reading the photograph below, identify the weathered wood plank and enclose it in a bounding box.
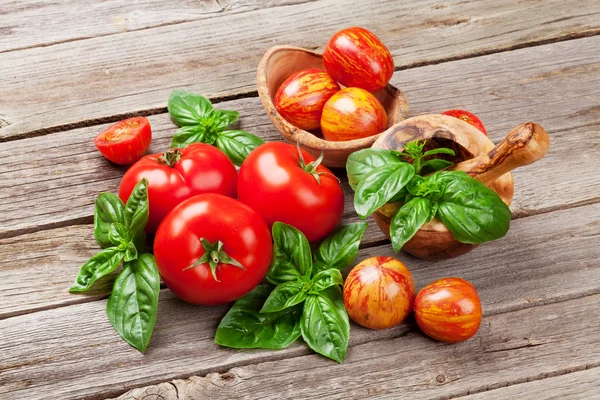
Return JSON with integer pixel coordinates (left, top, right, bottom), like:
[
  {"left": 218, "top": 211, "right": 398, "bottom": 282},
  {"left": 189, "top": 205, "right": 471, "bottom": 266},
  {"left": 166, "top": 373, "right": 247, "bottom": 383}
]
[
  {"left": 1, "top": 202, "right": 599, "bottom": 399},
  {"left": 1, "top": 0, "right": 599, "bottom": 138}
]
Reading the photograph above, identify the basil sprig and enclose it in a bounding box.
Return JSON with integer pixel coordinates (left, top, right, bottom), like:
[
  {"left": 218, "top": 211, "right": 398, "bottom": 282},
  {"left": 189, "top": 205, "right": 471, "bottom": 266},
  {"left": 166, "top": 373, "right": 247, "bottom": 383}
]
[
  {"left": 215, "top": 222, "right": 368, "bottom": 363},
  {"left": 70, "top": 179, "right": 160, "bottom": 353},
  {"left": 167, "top": 90, "right": 264, "bottom": 166}
]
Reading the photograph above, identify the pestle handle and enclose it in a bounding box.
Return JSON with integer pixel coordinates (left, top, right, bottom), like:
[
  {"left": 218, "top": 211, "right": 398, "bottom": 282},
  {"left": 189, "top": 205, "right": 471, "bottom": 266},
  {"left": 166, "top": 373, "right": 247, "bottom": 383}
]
[{"left": 452, "top": 122, "right": 550, "bottom": 186}]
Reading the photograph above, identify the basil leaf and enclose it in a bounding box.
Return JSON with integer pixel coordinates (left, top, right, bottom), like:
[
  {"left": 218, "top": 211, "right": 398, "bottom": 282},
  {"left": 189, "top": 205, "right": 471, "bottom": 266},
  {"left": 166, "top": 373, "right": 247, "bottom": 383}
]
[
  {"left": 124, "top": 241, "right": 138, "bottom": 262},
  {"left": 108, "top": 222, "right": 130, "bottom": 248},
  {"left": 423, "top": 148, "right": 456, "bottom": 157},
  {"left": 260, "top": 280, "right": 308, "bottom": 313},
  {"left": 212, "top": 109, "right": 240, "bottom": 131},
  {"left": 216, "top": 130, "right": 264, "bottom": 166},
  {"left": 346, "top": 149, "right": 401, "bottom": 191},
  {"left": 124, "top": 179, "right": 149, "bottom": 239},
  {"left": 390, "top": 197, "right": 433, "bottom": 252},
  {"left": 170, "top": 125, "right": 206, "bottom": 148},
  {"left": 168, "top": 90, "right": 213, "bottom": 126},
  {"left": 106, "top": 253, "right": 160, "bottom": 353},
  {"left": 435, "top": 171, "right": 512, "bottom": 244},
  {"left": 420, "top": 159, "right": 453, "bottom": 175},
  {"left": 311, "top": 269, "right": 343, "bottom": 293},
  {"left": 313, "top": 222, "right": 368, "bottom": 273},
  {"left": 301, "top": 286, "right": 350, "bottom": 363},
  {"left": 215, "top": 284, "right": 302, "bottom": 350},
  {"left": 94, "top": 193, "right": 126, "bottom": 249},
  {"left": 267, "top": 222, "right": 312, "bottom": 285},
  {"left": 69, "top": 248, "right": 124, "bottom": 292},
  {"left": 354, "top": 163, "right": 415, "bottom": 219}
]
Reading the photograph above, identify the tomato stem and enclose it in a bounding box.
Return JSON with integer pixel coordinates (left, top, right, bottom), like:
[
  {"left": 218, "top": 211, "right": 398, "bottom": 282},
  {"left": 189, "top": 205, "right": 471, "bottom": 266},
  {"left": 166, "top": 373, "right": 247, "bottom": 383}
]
[
  {"left": 295, "top": 142, "right": 340, "bottom": 185},
  {"left": 183, "top": 238, "right": 245, "bottom": 282},
  {"left": 157, "top": 148, "right": 182, "bottom": 167}
]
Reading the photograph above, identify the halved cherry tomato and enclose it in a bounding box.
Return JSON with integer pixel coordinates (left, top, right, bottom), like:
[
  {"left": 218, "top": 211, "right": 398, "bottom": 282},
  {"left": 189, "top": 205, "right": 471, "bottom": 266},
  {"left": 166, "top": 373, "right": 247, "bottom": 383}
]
[
  {"left": 442, "top": 110, "right": 487, "bottom": 135},
  {"left": 94, "top": 117, "right": 152, "bottom": 164}
]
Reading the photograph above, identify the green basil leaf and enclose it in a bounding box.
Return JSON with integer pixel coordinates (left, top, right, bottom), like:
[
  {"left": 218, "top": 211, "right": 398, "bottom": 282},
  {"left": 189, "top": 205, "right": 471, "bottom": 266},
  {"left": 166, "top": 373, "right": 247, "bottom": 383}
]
[
  {"left": 260, "top": 280, "right": 308, "bottom": 313},
  {"left": 108, "top": 222, "right": 130, "bottom": 248},
  {"left": 168, "top": 90, "right": 213, "bottom": 126},
  {"left": 420, "top": 159, "right": 453, "bottom": 175},
  {"left": 170, "top": 125, "right": 206, "bottom": 148},
  {"left": 212, "top": 109, "right": 240, "bottom": 130},
  {"left": 423, "top": 148, "right": 456, "bottom": 157},
  {"left": 125, "top": 178, "right": 149, "bottom": 238},
  {"left": 132, "top": 231, "right": 147, "bottom": 254},
  {"left": 390, "top": 197, "right": 433, "bottom": 252},
  {"left": 435, "top": 171, "right": 512, "bottom": 244},
  {"left": 301, "top": 286, "right": 349, "bottom": 363},
  {"left": 124, "top": 241, "right": 138, "bottom": 262},
  {"left": 311, "top": 269, "right": 343, "bottom": 293},
  {"left": 354, "top": 163, "right": 415, "bottom": 219},
  {"left": 94, "top": 193, "right": 126, "bottom": 249},
  {"left": 267, "top": 222, "right": 312, "bottom": 285},
  {"left": 106, "top": 253, "right": 160, "bottom": 353},
  {"left": 346, "top": 149, "right": 401, "bottom": 191},
  {"left": 313, "top": 222, "right": 368, "bottom": 273},
  {"left": 216, "top": 130, "right": 264, "bottom": 166},
  {"left": 69, "top": 248, "right": 124, "bottom": 292},
  {"left": 215, "top": 284, "right": 302, "bottom": 350}
]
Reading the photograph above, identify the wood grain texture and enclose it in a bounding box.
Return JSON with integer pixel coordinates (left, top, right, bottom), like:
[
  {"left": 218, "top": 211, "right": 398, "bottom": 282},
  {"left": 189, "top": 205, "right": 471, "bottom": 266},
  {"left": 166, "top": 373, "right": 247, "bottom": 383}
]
[
  {"left": 1, "top": 202, "right": 599, "bottom": 399},
  {"left": 1, "top": 0, "right": 599, "bottom": 138}
]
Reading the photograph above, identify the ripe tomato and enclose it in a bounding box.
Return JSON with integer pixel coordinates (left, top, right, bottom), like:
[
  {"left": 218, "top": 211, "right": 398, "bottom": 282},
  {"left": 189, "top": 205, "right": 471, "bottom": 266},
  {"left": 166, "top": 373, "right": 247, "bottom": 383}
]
[
  {"left": 442, "top": 110, "right": 487, "bottom": 135},
  {"left": 237, "top": 142, "right": 344, "bottom": 243},
  {"left": 323, "top": 27, "right": 394, "bottom": 92},
  {"left": 94, "top": 117, "right": 152, "bottom": 165},
  {"left": 343, "top": 256, "right": 415, "bottom": 330},
  {"left": 414, "top": 277, "right": 482, "bottom": 343},
  {"left": 119, "top": 143, "right": 237, "bottom": 234},
  {"left": 154, "top": 194, "right": 272, "bottom": 305},
  {"left": 321, "top": 87, "right": 387, "bottom": 141},
  {"left": 274, "top": 68, "right": 340, "bottom": 131}
]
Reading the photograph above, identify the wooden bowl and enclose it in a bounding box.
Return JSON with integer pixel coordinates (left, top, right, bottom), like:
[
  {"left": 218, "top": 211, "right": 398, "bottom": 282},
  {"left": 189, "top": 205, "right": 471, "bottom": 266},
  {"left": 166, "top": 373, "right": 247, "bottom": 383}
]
[
  {"left": 372, "top": 114, "right": 549, "bottom": 260},
  {"left": 257, "top": 45, "right": 409, "bottom": 168}
]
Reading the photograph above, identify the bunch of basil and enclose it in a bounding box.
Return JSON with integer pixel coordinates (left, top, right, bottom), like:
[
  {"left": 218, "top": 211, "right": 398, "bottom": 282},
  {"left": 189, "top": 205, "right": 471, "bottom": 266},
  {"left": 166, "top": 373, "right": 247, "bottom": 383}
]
[
  {"left": 347, "top": 141, "right": 511, "bottom": 252},
  {"left": 215, "top": 221, "right": 368, "bottom": 363}
]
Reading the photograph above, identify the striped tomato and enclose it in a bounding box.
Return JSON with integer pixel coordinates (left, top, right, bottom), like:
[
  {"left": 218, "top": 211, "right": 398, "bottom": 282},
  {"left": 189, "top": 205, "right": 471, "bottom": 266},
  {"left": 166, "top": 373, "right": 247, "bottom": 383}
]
[
  {"left": 274, "top": 68, "right": 340, "bottom": 131},
  {"left": 343, "top": 256, "right": 415, "bottom": 330}
]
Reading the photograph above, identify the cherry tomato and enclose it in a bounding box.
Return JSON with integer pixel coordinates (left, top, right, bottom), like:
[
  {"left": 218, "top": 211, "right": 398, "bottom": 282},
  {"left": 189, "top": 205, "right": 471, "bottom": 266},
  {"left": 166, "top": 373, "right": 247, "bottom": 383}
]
[
  {"left": 414, "top": 277, "right": 482, "bottom": 343},
  {"left": 343, "top": 256, "right": 415, "bottom": 330},
  {"left": 274, "top": 68, "right": 340, "bottom": 131},
  {"left": 119, "top": 143, "right": 237, "bottom": 234},
  {"left": 94, "top": 117, "right": 152, "bottom": 165},
  {"left": 321, "top": 87, "right": 387, "bottom": 141},
  {"left": 323, "top": 27, "right": 394, "bottom": 92},
  {"left": 154, "top": 194, "right": 272, "bottom": 305},
  {"left": 237, "top": 142, "right": 344, "bottom": 243},
  {"left": 442, "top": 110, "right": 487, "bottom": 135}
]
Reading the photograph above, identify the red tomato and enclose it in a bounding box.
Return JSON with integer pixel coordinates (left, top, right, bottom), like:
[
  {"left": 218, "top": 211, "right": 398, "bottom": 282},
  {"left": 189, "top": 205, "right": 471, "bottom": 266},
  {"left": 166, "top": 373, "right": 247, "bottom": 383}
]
[
  {"left": 274, "top": 68, "right": 340, "bottom": 131},
  {"left": 154, "top": 194, "right": 272, "bottom": 305},
  {"left": 94, "top": 117, "right": 152, "bottom": 165},
  {"left": 237, "top": 142, "right": 344, "bottom": 243},
  {"left": 442, "top": 110, "right": 487, "bottom": 135},
  {"left": 343, "top": 256, "right": 415, "bottom": 330},
  {"left": 414, "top": 277, "right": 482, "bottom": 343},
  {"left": 321, "top": 87, "right": 387, "bottom": 141},
  {"left": 323, "top": 27, "right": 394, "bottom": 92},
  {"left": 118, "top": 143, "right": 237, "bottom": 234}
]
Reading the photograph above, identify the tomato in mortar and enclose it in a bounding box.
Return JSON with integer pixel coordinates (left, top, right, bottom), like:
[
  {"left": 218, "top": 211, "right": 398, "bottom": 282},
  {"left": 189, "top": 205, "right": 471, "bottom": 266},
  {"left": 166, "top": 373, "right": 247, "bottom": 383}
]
[{"left": 442, "top": 109, "right": 487, "bottom": 135}]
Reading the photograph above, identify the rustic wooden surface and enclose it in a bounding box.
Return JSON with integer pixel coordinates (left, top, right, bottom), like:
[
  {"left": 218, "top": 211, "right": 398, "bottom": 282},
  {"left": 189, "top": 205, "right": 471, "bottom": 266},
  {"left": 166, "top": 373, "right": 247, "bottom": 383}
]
[{"left": 1, "top": 0, "right": 599, "bottom": 399}]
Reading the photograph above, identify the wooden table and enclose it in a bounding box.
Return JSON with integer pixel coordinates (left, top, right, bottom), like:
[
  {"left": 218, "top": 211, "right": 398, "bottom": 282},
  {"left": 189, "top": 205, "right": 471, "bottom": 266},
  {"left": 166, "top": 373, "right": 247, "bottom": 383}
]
[{"left": 1, "top": 1, "right": 600, "bottom": 399}]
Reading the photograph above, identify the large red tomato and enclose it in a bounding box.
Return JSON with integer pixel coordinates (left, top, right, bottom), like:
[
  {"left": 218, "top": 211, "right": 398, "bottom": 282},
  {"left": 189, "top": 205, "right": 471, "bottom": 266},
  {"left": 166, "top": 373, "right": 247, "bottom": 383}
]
[
  {"left": 442, "top": 110, "right": 487, "bottom": 135},
  {"left": 323, "top": 27, "right": 394, "bottom": 92},
  {"left": 94, "top": 117, "right": 152, "bottom": 165},
  {"left": 237, "top": 142, "right": 344, "bottom": 243},
  {"left": 154, "top": 194, "right": 272, "bottom": 305},
  {"left": 119, "top": 143, "right": 237, "bottom": 234}
]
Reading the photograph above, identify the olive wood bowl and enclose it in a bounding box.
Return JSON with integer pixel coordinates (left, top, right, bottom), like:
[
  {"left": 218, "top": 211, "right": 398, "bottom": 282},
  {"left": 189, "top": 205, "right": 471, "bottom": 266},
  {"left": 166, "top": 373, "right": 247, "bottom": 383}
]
[
  {"left": 372, "top": 114, "right": 550, "bottom": 260},
  {"left": 257, "top": 45, "right": 409, "bottom": 168}
]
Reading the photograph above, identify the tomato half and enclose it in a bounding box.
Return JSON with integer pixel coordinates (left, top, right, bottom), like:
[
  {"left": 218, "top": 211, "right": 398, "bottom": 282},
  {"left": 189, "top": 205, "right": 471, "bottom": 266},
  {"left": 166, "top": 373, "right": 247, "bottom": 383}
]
[
  {"left": 118, "top": 143, "right": 237, "bottom": 234},
  {"left": 154, "top": 194, "right": 272, "bottom": 305},
  {"left": 237, "top": 142, "right": 344, "bottom": 243},
  {"left": 442, "top": 110, "right": 487, "bottom": 135},
  {"left": 94, "top": 117, "right": 152, "bottom": 165}
]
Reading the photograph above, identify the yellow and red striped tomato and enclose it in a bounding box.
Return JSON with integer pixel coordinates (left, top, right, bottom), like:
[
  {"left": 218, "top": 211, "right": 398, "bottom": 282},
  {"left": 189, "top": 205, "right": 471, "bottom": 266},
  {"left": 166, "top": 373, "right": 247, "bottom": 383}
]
[
  {"left": 321, "top": 87, "right": 387, "bottom": 141},
  {"left": 442, "top": 109, "right": 488, "bottom": 135},
  {"left": 343, "top": 256, "right": 415, "bottom": 330},
  {"left": 323, "top": 27, "right": 394, "bottom": 92},
  {"left": 414, "top": 278, "right": 482, "bottom": 343},
  {"left": 274, "top": 68, "right": 340, "bottom": 131}
]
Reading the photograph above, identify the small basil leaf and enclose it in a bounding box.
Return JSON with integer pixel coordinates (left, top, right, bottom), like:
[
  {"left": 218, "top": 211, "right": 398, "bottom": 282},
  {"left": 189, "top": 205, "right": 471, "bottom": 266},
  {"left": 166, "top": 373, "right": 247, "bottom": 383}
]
[
  {"left": 423, "top": 147, "right": 456, "bottom": 157},
  {"left": 346, "top": 149, "right": 401, "bottom": 191},
  {"left": 94, "top": 193, "right": 126, "bottom": 249},
  {"left": 125, "top": 178, "right": 149, "bottom": 238},
  {"left": 106, "top": 253, "right": 160, "bottom": 353},
  {"left": 267, "top": 222, "right": 312, "bottom": 285},
  {"left": 170, "top": 125, "right": 206, "bottom": 148},
  {"left": 390, "top": 197, "right": 433, "bottom": 252},
  {"left": 212, "top": 109, "right": 240, "bottom": 130},
  {"left": 215, "top": 284, "right": 302, "bottom": 350},
  {"left": 69, "top": 248, "right": 124, "bottom": 292},
  {"left": 168, "top": 90, "right": 213, "bottom": 126},
  {"left": 216, "top": 130, "right": 264, "bottom": 166},
  {"left": 420, "top": 159, "right": 453, "bottom": 175},
  {"left": 354, "top": 163, "right": 415, "bottom": 219},
  {"left": 260, "top": 280, "right": 308, "bottom": 313},
  {"left": 124, "top": 241, "right": 138, "bottom": 262},
  {"left": 313, "top": 222, "right": 368, "bottom": 273},
  {"left": 311, "top": 269, "right": 343, "bottom": 293},
  {"left": 301, "top": 286, "right": 350, "bottom": 363},
  {"left": 108, "top": 222, "right": 130, "bottom": 247}
]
